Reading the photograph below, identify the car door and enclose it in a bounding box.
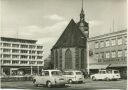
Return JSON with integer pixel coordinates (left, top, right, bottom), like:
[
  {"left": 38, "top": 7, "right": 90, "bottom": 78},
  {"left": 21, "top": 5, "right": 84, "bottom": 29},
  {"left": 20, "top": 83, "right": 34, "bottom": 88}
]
[
  {"left": 102, "top": 71, "right": 107, "bottom": 79},
  {"left": 36, "top": 73, "right": 45, "bottom": 84},
  {"left": 35, "top": 75, "right": 42, "bottom": 84},
  {"left": 68, "top": 72, "right": 75, "bottom": 81},
  {"left": 75, "top": 71, "right": 84, "bottom": 81},
  {"left": 97, "top": 71, "right": 103, "bottom": 79},
  {"left": 39, "top": 71, "right": 50, "bottom": 85},
  {"left": 63, "top": 71, "right": 74, "bottom": 81},
  {"left": 99, "top": 71, "right": 106, "bottom": 79}
]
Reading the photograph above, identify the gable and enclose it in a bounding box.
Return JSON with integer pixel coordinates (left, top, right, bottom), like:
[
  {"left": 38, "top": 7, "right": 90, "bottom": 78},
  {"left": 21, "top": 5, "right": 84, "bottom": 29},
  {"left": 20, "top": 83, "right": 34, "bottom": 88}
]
[{"left": 52, "top": 19, "right": 87, "bottom": 49}]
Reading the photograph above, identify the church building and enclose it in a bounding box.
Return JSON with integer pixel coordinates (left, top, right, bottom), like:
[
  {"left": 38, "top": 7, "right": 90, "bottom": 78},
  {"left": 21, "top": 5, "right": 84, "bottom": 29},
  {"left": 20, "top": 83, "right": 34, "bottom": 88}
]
[{"left": 51, "top": 4, "right": 89, "bottom": 70}]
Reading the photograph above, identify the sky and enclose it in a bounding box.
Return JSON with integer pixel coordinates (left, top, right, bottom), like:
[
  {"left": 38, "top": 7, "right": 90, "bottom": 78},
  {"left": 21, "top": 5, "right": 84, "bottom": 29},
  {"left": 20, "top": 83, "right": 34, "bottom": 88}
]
[{"left": 1, "top": 0, "right": 127, "bottom": 59}]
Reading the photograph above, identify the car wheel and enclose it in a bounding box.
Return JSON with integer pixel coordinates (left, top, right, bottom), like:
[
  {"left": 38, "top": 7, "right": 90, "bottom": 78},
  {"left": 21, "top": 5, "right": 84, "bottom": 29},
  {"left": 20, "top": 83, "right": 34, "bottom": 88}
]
[
  {"left": 105, "top": 77, "right": 110, "bottom": 81},
  {"left": 68, "top": 79, "right": 73, "bottom": 84},
  {"left": 33, "top": 79, "right": 38, "bottom": 87},
  {"left": 60, "top": 84, "right": 65, "bottom": 87},
  {"left": 92, "top": 76, "right": 96, "bottom": 81},
  {"left": 116, "top": 78, "right": 119, "bottom": 81},
  {"left": 79, "top": 81, "right": 83, "bottom": 84},
  {"left": 46, "top": 81, "right": 52, "bottom": 88}
]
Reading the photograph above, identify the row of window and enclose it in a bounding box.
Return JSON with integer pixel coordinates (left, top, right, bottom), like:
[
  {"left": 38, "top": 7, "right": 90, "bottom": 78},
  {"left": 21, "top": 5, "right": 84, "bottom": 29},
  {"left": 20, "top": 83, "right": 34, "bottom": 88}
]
[
  {"left": 2, "top": 43, "right": 43, "bottom": 49},
  {"left": 95, "top": 37, "right": 127, "bottom": 48},
  {"left": 2, "top": 60, "right": 43, "bottom": 65},
  {"left": 2, "top": 49, "right": 43, "bottom": 54},
  {"left": 95, "top": 50, "right": 127, "bottom": 59},
  {"left": 1, "top": 55, "right": 43, "bottom": 59},
  {"left": 98, "top": 57, "right": 127, "bottom": 62}
]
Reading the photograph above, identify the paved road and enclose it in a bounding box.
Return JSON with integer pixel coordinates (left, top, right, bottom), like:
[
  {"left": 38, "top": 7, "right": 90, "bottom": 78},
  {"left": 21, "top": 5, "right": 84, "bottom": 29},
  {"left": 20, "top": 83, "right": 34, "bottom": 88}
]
[{"left": 1, "top": 79, "right": 127, "bottom": 90}]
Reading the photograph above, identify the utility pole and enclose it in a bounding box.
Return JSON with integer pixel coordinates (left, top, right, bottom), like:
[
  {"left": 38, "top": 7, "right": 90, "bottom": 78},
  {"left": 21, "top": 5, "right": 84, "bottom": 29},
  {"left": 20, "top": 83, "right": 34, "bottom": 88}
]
[
  {"left": 37, "top": 65, "right": 39, "bottom": 75},
  {"left": 112, "top": 18, "right": 115, "bottom": 32},
  {"left": 16, "top": 29, "right": 19, "bottom": 39},
  {"left": 16, "top": 25, "right": 19, "bottom": 39},
  {"left": 30, "top": 66, "right": 32, "bottom": 75}
]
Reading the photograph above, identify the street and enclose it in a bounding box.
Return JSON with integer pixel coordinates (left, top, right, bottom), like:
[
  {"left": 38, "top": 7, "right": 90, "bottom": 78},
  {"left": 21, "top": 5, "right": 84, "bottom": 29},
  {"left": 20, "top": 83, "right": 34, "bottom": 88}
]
[{"left": 1, "top": 79, "right": 127, "bottom": 90}]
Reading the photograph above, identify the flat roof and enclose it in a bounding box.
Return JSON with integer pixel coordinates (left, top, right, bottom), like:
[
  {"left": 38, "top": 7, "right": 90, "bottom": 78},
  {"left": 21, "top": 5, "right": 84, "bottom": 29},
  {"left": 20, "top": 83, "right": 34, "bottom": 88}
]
[
  {"left": 0, "top": 37, "right": 37, "bottom": 42},
  {"left": 88, "top": 29, "right": 127, "bottom": 41}
]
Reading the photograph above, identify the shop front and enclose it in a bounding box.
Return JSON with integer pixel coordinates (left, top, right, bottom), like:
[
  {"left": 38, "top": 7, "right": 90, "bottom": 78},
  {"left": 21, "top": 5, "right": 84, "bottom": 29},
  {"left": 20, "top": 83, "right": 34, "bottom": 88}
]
[
  {"left": 108, "top": 64, "right": 127, "bottom": 79},
  {"left": 1, "top": 66, "right": 43, "bottom": 76}
]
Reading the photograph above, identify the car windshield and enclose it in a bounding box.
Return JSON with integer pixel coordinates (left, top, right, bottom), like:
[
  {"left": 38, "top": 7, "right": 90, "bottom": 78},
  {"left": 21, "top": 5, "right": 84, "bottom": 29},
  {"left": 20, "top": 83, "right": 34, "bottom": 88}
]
[
  {"left": 63, "top": 72, "right": 73, "bottom": 75},
  {"left": 107, "top": 70, "right": 112, "bottom": 74},
  {"left": 114, "top": 71, "right": 119, "bottom": 74},
  {"left": 99, "top": 71, "right": 106, "bottom": 74},
  {"left": 51, "top": 71, "right": 62, "bottom": 76},
  {"left": 42, "top": 71, "right": 49, "bottom": 76},
  {"left": 76, "top": 72, "right": 82, "bottom": 75}
]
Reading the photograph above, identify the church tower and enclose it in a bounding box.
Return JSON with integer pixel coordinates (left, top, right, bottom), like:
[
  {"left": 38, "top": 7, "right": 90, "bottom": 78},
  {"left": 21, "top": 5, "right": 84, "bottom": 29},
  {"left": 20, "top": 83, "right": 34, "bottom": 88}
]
[{"left": 77, "top": 0, "right": 89, "bottom": 38}]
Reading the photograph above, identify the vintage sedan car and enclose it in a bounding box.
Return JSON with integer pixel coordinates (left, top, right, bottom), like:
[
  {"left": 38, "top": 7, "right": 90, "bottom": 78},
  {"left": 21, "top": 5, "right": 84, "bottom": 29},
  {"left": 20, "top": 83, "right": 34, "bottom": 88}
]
[
  {"left": 90, "top": 69, "right": 121, "bottom": 81},
  {"left": 62, "top": 70, "right": 84, "bottom": 84},
  {"left": 33, "top": 70, "right": 66, "bottom": 87}
]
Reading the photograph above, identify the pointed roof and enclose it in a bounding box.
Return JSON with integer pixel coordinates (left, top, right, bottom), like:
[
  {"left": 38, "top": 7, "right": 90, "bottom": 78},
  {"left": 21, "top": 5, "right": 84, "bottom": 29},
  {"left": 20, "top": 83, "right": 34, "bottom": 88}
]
[
  {"left": 80, "top": 0, "right": 85, "bottom": 21},
  {"left": 52, "top": 19, "right": 87, "bottom": 49},
  {"left": 78, "top": 0, "right": 88, "bottom": 26}
]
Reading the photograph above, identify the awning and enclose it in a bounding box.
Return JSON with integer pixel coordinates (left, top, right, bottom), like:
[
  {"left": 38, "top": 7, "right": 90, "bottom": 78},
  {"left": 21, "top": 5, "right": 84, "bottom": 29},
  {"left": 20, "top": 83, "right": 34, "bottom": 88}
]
[
  {"left": 89, "top": 65, "right": 109, "bottom": 69},
  {"left": 108, "top": 64, "right": 127, "bottom": 67},
  {"left": 10, "top": 68, "right": 19, "bottom": 70}
]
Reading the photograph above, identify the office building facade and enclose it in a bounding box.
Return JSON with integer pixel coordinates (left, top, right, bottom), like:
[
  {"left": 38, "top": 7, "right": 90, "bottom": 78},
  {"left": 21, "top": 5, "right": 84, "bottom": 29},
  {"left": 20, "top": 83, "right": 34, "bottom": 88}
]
[
  {"left": 0, "top": 37, "right": 44, "bottom": 76},
  {"left": 88, "top": 30, "right": 127, "bottom": 78}
]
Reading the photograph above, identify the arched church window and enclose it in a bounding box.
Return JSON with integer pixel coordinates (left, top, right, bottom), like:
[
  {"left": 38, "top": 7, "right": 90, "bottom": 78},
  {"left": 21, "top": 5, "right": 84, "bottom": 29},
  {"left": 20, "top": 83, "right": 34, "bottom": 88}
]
[
  {"left": 65, "top": 49, "right": 72, "bottom": 69},
  {"left": 55, "top": 50, "right": 58, "bottom": 68},
  {"left": 81, "top": 49, "right": 84, "bottom": 69},
  {"left": 59, "top": 48, "right": 62, "bottom": 69}
]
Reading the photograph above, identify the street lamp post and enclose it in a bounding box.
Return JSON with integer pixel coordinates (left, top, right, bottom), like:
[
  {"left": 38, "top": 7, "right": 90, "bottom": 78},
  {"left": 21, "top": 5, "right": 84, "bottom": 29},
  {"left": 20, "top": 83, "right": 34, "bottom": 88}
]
[
  {"left": 30, "top": 66, "right": 32, "bottom": 75},
  {"left": 37, "top": 65, "right": 39, "bottom": 75}
]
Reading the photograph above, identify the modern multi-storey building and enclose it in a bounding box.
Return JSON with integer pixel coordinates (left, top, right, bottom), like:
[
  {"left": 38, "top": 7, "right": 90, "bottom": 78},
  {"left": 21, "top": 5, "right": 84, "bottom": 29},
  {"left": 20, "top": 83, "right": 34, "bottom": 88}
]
[
  {"left": 0, "top": 37, "right": 44, "bottom": 76},
  {"left": 88, "top": 30, "right": 127, "bottom": 78}
]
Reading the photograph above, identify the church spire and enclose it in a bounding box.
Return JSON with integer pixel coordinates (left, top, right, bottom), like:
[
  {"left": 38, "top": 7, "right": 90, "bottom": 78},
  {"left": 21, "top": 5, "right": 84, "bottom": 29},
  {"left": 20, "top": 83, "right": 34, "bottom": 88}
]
[
  {"left": 77, "top": 0, "right": 89, "bottom": 37},
  {"left": 82, "top": 0, "right": 83, "bottom": 10},
  {"left": 80, "top": 0, "right": 85, "bottom": 21}
]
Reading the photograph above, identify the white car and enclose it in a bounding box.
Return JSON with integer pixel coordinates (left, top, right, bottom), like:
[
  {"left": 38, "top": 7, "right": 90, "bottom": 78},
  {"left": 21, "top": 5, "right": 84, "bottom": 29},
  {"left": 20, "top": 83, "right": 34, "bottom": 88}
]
[
  {"left": 62, "top": 70, "right": 84, "bottom": 84},
  {"left": 33, "top": 70, "right": 66, "bottom": 87},
  {"left": 90, "top": 69, "right": 121, "bottom": 81}
]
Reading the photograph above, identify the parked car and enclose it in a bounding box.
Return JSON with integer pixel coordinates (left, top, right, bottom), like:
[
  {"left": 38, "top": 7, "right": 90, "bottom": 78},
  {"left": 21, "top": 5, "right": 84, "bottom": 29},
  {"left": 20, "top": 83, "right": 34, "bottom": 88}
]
[
  {"left": 90, "top": 69, "right": 121, "bottom": 81},
  {"left": 62, "top": 70, "right": 84, "bottom": 84},
  {"left": 33, "top": 70, "right": 66, "bottom": 87}
]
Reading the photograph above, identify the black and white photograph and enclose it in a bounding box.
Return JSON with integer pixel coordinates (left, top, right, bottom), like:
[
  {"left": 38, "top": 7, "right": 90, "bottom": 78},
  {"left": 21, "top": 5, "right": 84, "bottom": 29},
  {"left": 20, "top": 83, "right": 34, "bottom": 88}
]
[{"left": 0, "top": 0, "right": 127, "bottom": 90}]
